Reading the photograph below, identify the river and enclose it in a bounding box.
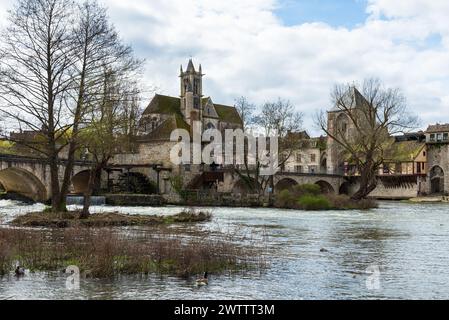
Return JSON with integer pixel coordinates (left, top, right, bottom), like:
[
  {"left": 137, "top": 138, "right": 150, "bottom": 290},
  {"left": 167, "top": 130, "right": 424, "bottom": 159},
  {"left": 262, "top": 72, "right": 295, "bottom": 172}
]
[{"left": 1, "top": 200, "right": 449, "bottom": 300}]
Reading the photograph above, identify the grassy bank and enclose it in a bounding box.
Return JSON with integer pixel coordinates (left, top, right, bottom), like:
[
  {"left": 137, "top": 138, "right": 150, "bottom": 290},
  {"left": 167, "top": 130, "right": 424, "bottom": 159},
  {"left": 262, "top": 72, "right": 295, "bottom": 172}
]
[
  {"left": 275, "top": 184, "right": 377, "bottom": 210},
  {"left": 10, "top": 210, "right": 212, "bottom": 228},
  {"left": 0, "top": 225, "right": 266, "bottom": 278}
]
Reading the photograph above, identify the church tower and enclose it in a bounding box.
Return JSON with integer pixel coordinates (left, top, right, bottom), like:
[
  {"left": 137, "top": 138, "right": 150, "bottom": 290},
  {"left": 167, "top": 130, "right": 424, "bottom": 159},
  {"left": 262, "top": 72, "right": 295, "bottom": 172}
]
[{"left": 180, "top": 59, "right": 203, "bottom": 126}]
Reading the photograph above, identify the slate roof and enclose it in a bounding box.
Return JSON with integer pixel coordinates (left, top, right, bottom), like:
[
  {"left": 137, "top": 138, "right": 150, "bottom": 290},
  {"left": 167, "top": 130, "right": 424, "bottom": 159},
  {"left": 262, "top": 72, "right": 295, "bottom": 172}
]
[
  {"left": 329, "top": 87, "right": 369, "bottom": 112},
  {"left": 139, "top": 94, "right": 243, "bottom": 141}
]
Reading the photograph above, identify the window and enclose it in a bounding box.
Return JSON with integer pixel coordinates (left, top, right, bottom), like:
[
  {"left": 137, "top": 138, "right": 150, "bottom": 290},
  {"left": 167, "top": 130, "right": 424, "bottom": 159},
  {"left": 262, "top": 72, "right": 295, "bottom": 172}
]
[
  {"left": 437, "top": 133, "right": 443, "bottom": 142},
  {"left": 430, "top": 134, "right": 435, "bottom": 142},
  {"left": 296, "top": 154, "right": 302, "bottom": 163},
  {"left": 295, "top": 166, "right": 303, "bottom": 173},
  {"left": 311, "top": 154, "right": 316, "bottom": 163},
  {"left": 423, "top": 151, "right": 426, "bottom": 157},
  {"left": 444, "top": 133, "right": 449, "bottom": 141},
  {"left": 194, "top": 97, "right": 200, "bottom": 109}
]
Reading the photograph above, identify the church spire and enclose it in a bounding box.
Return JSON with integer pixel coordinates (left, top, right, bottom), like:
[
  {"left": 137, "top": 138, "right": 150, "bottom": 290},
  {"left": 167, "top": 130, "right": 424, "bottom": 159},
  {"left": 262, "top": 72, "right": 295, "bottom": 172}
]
[
  {"left": 186, "top": 59, "right": 195, "bottom": 73},
  {"left": 180, "top": 59, "right": 203, "bottom": 126}
]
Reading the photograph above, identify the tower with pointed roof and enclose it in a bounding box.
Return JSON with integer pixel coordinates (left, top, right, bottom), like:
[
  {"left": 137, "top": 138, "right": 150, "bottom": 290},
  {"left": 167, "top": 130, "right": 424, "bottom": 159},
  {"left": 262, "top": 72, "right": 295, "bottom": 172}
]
[{"left": 180, "top": 59, "right": 203, "bottom": 126}]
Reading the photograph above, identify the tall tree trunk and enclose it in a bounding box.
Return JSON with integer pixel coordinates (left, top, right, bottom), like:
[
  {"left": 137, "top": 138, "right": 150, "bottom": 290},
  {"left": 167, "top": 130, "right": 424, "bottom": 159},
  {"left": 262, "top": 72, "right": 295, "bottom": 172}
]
[
  {"left": 59, "top": 46, "right": 88, "bottom": 212},
  {"left": 81, "top": 160, "right": 107, "bottom": 219},
  {"left": 81, "top": 167, "right": 99, "bottom": 219},
  {"left": 351, "top": 161, "right": 378, "bottom": 201}
]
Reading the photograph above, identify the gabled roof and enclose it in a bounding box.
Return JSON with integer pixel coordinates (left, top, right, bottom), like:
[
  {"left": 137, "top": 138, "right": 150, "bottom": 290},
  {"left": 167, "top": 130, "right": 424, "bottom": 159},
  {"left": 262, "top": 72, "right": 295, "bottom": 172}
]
[
  {"left": 427, "top": 124, "right": 449, "bottom": 133},
  {"left": 214, "top": 104, "right": 243, "bottom": 125},
  {"left": 384, "top": 141, "right": 426, "bottom": 162},
  {"left": 329, "top": 87, "right": 369, "bottom": 113},
  {"left": 143, "top": 94, "right": 182, "bottom": 116},
  {"left": 138, "top": 114, "right": 190, "bottom": 142},
  {"left": 141, "top": 94, "right": 243, "bottom": 132},
  {"left": 202, "top": 97, "right": 219, "bottom": 119}
]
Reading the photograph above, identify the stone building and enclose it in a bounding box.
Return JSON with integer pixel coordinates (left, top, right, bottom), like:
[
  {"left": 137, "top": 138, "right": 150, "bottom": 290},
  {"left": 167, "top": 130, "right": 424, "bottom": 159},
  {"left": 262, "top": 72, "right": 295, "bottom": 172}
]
[
  {"left": 326, "top": 87, "right": 368, "bottom": 174},
  {"left": 282, "top": 131, "right": 327, "bottom": 174},
  {"left": 112, "top": 60, "right": 243, "bottom": 194},
  {"left": 424, "top": 124, "right": 449, "bottom": 195}
]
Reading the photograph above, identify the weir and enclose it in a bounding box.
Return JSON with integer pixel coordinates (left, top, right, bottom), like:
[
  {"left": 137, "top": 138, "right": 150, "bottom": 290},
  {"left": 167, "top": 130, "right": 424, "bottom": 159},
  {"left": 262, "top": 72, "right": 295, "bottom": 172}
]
[{"left": 66, "top": 196, "right": 106, "bottom": 206}]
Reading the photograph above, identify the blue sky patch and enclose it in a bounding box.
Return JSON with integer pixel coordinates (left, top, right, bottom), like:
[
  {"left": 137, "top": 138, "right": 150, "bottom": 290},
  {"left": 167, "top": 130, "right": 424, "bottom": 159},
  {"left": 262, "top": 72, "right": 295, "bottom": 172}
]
[{"left": 275, "top": 0, "right": 369, "bottom": 28}]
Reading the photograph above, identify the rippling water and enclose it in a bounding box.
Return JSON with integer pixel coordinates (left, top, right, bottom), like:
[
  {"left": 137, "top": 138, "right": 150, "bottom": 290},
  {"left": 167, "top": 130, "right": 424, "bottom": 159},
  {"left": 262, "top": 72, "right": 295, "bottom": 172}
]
[{"left": 1, "top": 200, "right": 449, "bottom": 300}]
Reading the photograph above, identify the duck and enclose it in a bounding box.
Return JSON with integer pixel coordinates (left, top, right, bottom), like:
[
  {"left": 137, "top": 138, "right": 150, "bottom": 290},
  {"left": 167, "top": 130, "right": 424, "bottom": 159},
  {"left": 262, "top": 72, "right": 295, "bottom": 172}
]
[
  {"left": 15, "top": 266, "right": 25, "bottom": 277},
  {"left": 195, "top": 272, "right": 209, "bottom": 286}
]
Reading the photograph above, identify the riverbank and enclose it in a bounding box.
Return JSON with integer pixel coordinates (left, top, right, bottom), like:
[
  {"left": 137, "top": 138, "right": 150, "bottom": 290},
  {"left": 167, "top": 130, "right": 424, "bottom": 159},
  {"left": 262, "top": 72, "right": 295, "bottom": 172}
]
[
  {"left": 0, "top": 224, "right": 266, "bottom": 278},
  {"left": 407, "top": 196, "right": 449, "bottom": 203},
  {"left": 10, "top": 210, "right": 212, "bottom": 228},
  {"left": 274, "top": 184, "right": 377, "bottom": 210}
]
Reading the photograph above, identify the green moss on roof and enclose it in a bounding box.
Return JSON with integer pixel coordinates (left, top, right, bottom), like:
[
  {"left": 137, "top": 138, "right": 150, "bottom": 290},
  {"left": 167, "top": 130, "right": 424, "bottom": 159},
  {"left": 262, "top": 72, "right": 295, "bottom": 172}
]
[
  {"left": 175, "top": 114, "right": 190, "bottom": 132},
  {"left": 385, "top": 141, "right": 425, "bottom": 162},
  {"left": 215, "top": 104, "right": 243, "bottom": 125},
  {"left": 144, "top": 95, "right": 182, "bottom": 116}
]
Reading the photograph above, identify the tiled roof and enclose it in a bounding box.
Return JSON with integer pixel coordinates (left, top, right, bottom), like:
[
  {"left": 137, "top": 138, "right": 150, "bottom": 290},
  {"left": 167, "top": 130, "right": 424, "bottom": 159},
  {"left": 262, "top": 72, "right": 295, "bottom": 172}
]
[
  {"left": 212, "top": 104, "right": 243, "bottom": 125},
  {"left": 140, "top": 94, "right": 243, "bottom": 140},
  {"left": 384, "top": 141, "right": 425, "bottom": 162},
  {"left": 426, "top": 124, "right": 449, "bottom": 133}
]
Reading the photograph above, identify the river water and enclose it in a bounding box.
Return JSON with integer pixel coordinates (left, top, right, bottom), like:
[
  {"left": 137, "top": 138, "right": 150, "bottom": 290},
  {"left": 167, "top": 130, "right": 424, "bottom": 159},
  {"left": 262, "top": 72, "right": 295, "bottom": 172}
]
[{"left": 1, "top": 200, "right": 449, "bottom": 300}]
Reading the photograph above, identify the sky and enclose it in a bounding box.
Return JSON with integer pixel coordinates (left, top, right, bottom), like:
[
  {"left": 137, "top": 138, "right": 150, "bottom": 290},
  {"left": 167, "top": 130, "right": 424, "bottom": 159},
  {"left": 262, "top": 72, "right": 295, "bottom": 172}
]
[{"left": 1, "top": 0, "right": 449, "bottom": 135}]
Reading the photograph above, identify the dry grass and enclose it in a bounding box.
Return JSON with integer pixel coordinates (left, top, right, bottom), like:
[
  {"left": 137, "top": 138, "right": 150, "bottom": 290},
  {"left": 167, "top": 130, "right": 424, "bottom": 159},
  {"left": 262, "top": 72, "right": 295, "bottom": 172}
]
[
  {"left": 0, "top": 224, "right": 266, "bottom": 278},
  {"left": 10, "top": 210, "right": 212, "bottom": 228}
]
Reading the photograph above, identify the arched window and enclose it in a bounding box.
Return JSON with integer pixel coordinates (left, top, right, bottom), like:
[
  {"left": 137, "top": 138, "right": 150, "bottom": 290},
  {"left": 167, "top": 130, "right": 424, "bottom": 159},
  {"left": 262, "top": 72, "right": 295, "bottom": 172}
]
[
  {"left": 336, "top": 113, "right": 350, "bottom": 138},
  {"left": 207, "top": 122, "right": 215, "bottom": 130}
]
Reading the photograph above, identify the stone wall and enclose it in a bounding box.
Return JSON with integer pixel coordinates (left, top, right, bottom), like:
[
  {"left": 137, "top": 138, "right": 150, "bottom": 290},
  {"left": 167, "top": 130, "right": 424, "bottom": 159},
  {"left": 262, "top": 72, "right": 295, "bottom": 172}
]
[
  {"left": 424, "top": 144, "right": 449, "bottom": 195},
  {"left": 105, "top": 194, "right": 165, "bottom": 206},
  {"left": 347, "top": 176, "right": 424, "bottom": 200}
]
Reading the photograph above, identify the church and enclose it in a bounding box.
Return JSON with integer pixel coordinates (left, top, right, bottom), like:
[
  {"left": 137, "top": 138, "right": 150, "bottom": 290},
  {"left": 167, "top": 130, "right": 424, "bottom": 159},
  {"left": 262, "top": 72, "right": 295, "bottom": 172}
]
[
  {"left": 138, "top": 59, "right": 243, "bottom": 141},
  {"left": 124, "top": 59, "right": 243, "bottom": 180}
]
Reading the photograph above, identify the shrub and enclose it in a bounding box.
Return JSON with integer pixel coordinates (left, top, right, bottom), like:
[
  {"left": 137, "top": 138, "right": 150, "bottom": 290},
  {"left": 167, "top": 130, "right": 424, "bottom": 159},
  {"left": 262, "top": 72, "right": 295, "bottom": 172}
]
[
  {"left": 294, "top": 184, "right": 322, "bottom": 196},
  {"left": 275, "top": 190, "right": 296, "bottom": 208},
  {"left": 298, "top": 194, "right": 331, "bottom": 211},
  {"left": 327, "top": 194, "right": 378, "bottom": 210}
]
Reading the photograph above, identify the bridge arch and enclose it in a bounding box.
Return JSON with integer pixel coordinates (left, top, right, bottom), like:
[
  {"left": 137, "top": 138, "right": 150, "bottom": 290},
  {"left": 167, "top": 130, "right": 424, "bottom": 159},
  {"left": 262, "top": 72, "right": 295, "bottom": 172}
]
[
  {"left": 315, "top": 180, "right": 335, "bottom": 194},
  {"left": 72, "top": 170, "right": 91, "bottom": 194},
  {"left": 118, "top": 171, "right": 157, "bottom": 194},
  {"left": 430, "top": 165, "right": 445, "bottom": 194},
  {"left": 232, "top": 178, "right": 260, "bottom": 195},
  {"left": 275, "top": 178, "right": 298, "bottom": 194},
  {"left": 0, "top": 167, "right": 47, "bottom": 202},
  {"left": 339, "top": 181, "right": 351, "bottom": 195}
]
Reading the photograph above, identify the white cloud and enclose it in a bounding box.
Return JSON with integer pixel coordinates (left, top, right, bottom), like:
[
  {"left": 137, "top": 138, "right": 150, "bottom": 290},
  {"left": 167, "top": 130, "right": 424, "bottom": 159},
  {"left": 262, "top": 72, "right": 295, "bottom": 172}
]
[{"left": 2, "top": 0, "right": 449, "bottom": 134}]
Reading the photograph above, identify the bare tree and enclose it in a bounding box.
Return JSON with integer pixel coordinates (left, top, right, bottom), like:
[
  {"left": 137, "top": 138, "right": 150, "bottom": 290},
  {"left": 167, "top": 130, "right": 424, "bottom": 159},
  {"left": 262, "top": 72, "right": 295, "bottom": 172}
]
[
  {"left": 234, "top": 96, "right": 255, "bottom": 131},
  {"left": 316, "top": 78, "right": 419, "bottom": 200},
  {"left": 59, "top": 0, "right": 141, "bottom": 209},
  {"left": 80, "top": 68, "right": 141, "bottom": 218},
  {"left": 0, "top": 0, "right": 77, "bottom": 210},
  {"left": 0, "top": 0, "right": 142, "bottom": 212},
  {"left": 235, "top": 98, "right": 304, "bottom": 197}
]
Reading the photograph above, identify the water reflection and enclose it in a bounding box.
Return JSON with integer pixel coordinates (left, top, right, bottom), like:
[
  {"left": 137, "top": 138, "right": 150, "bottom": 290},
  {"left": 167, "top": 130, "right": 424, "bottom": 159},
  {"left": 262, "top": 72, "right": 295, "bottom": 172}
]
[{"left": 2, "top": 201, "right": 449, "bottom": 299}]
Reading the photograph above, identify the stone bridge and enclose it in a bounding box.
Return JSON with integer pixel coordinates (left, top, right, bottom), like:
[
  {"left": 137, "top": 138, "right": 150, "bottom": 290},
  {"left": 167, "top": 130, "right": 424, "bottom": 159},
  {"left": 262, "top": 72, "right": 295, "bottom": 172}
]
[
  {"left": 0, "top": 154, "right": 92, "bottom": 202},
  {"left": 274, "top": 172, "right": 348, "bottom": 194},
  {"left": 222, "top": 170, "right": 349, "bottom": 195}
]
